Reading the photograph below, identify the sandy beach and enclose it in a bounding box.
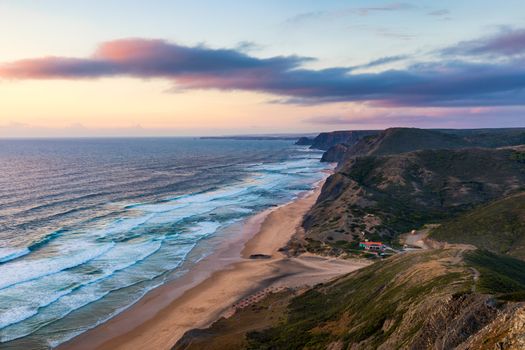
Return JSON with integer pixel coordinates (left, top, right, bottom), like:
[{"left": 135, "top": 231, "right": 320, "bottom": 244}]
[{"left": 58, "top": 179, "right": 369, "bottom": 350}]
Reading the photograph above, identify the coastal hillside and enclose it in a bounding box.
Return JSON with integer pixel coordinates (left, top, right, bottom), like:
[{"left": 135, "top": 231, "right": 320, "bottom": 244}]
[
  {"left": 174, "top": 248, "right": 525, "bottom": 349},
  {"left": 301, "top": 146, "right": 525, "bottom": 253},
  {"left": 444, "top": 127, "right": 525, "bottom": 148},
  {"left": 342, "top": 127, "right": 469, "bottom": 158},
  {"left": 308, "top": 130, "right": 379, "bottom": 150},
  {"left": 321, "top": 127, "right": 525, "bottom": 163},
  {"left": 429, "top": 192, "right": 525, "bottom": 260}
]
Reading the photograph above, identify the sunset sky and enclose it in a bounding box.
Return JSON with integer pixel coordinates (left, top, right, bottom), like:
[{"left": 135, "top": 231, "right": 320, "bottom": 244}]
[{"left": 1, "top": 0, "right": 524, "bottom": 137}]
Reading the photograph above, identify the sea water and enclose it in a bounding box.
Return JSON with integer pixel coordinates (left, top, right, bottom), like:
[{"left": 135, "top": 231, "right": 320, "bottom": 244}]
[{"left": 0, "top": 138, "right": 329, "bottom": 349}]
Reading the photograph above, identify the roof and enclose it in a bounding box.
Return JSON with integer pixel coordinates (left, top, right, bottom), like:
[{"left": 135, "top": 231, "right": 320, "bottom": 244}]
[{"left": 360, "top": 241, "right": 383, "bottom": 246}]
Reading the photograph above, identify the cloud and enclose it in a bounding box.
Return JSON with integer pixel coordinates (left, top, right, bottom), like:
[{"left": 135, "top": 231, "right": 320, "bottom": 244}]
[
  {"left": 353, "top": 2, "right": 416, "bottom": 16},
  {"left": 427, "top": 9, "right": 450, "bottom": 17},
  {"left": 346, "top": 24, "right": 415, "bottom": 41},
  {"left": 235, "top": 41, "right": 263, "bottom": 52},
  {"left": 306, "top": 114, "right": 440, "bottom": 125},
  {"left": 0, "top": 39, "right": 311, "bottom": 80},
  {"left": 1, "top": 37, "right": 525, "bottom": 108},
  {"left": 305, "top": 107, "right": 525, "bottom": 128},
  {"left": 286, "top": 2, "right": 416, "bottom": 23},
  {"left": 350, "top": 55, "right": 410, "bottom": 70},
  {"left": 441, "top": 27, "right": 525, "bottom": 57},
  {"left": 286, "top": 11, "right": 325, "bottom": 24}
]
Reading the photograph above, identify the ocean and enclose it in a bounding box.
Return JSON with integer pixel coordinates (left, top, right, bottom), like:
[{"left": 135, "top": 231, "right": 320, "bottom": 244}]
[{"left": 0, "top": 138, "right": 329, "bottom": 349}]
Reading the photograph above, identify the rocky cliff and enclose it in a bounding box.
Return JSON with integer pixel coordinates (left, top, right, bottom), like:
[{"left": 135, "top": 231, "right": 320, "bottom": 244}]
[
  {"left": 295, "top": 136, "right": 314, "bottom": 146},
  {"left": 309, "top": 130, "right": 379, "bottom": 150},
  {"left": 320, "top": 143, "right": 350, "bottom": 163}
]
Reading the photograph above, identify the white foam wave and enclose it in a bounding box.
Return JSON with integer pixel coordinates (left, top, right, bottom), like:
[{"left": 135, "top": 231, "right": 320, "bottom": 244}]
[{"left": 0, "top": 247, "right": 30, "bottom": 263}]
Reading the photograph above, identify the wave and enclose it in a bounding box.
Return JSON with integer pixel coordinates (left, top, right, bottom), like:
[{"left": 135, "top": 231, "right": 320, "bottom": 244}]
[
  {"left": 0, "top": 221, "right": 221, "bottom": 339},
  {"left": 0, "top": 242, "right": 115, "bottom": 291},
  {"left": 0, "top": 239, "right": 164, "bottom": 333},
  {"left": 0, "top": 238, "right": 206, "bottom": 343},
  {"left": 0, "top": 248, "right": 31, "bottom": 264}
]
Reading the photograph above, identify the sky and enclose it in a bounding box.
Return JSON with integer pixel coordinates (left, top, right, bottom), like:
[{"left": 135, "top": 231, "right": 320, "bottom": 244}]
[{"left": 0, "top": 0, "right": 524, "bottom": 137}]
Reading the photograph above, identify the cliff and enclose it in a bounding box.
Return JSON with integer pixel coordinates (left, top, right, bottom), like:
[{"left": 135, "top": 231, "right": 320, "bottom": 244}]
[
  {"left": 309, "top": 130, "right": 379, "bottom": 150},
  {"left": 320, "top": 143, "right": 350, "bottom": 162},
  {"left": 294, "top": 136, "right": 314, "bottom": 146}
]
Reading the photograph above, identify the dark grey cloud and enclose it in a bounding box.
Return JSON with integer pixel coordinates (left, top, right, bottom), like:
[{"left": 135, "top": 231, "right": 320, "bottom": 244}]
[
  {"left": 0, "top": 39, "right": 311, "bottom": 79},
  {"left": 1, "top": 37, "right": 525, "bottom": 108}
]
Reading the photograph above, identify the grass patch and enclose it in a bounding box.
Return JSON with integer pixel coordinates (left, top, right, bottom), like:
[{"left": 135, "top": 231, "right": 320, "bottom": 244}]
[{"left": 465, "top": 249, "right": 525, "bottom": 295}]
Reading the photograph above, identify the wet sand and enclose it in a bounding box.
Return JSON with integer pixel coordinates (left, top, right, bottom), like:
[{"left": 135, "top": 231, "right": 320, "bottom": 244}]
[{"left": 58, "top": 179, "right": 369, "bottom": 350}]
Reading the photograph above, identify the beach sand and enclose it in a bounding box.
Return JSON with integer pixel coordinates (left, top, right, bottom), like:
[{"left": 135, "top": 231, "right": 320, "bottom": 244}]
[{"left": 58, "top": 180, "right": 369, "bottom": 350}]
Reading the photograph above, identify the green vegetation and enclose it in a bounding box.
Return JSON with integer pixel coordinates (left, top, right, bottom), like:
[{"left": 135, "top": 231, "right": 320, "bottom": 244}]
[
  {"left": 430, "top": 193, "right": 525, "bottom": 259},
  {"left": 173, "top": 291, "right": 294, "bottom": 350},
  {"left": 465, "top": 250, "right": 525, "bottom": 300},
  {"left": 510, "top": 150, "right": 525, "bottom": 163},
  {"left": 176, "top": 248, "right": 525, "bottom": 349},
  {"left": 246, "top": 249, "right": 473, "bottom": 349},
  {"left": 304, "top": 146, "right": 525, "bottom": 253},
  {"left": 349, "top": 127, "right": 470, "bottom": 157}
]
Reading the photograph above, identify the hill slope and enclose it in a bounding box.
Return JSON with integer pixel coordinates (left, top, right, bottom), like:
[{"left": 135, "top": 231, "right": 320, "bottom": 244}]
[
  {"left": 429, "top": 192, "right": 525, "bottom": 260},
  {"left": 175, "top": 248, "right": 525, "bottom": 349},
  {"left": 344, "top": 127, "right": 470, "bottom": 158},
  {"left": 302, "top": 147, "right": 525, "bottom": 251},
  {"left": 322, "top": 127, "right": 525, "bottom": 164},
  {"left": 443, "top": 127, "right": 525, "bottom": 148}
]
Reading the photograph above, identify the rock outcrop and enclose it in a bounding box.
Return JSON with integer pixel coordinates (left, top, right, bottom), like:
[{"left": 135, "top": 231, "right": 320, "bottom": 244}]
[
  {"left": 294, "top": 136, "right": 314, "bottom": 145},
  {"left": 320, "top": 143, "right": 350, "bottom": 163}
]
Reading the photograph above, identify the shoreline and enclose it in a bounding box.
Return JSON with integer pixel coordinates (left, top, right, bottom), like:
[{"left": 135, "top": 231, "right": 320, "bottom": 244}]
[{"left": 58, "top": 177, "right": 369, "bottom": 350}]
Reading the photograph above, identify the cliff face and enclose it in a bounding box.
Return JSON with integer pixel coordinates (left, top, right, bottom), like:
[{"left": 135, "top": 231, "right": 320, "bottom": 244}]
[
  {"left": 458, "top": 304, "right": 525, "bottom": 349},
  {"left": 294, "top": 136, "right": 314, "bottom": 145},
  {"left": 309, "top": 130, "right": 379, "bottom": 150},
  {"left": 303, "top": 147, "right": 525, "bottom": 248},
  {"left": 320, "top": 143, "right": 350, "bottom": 162}
]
